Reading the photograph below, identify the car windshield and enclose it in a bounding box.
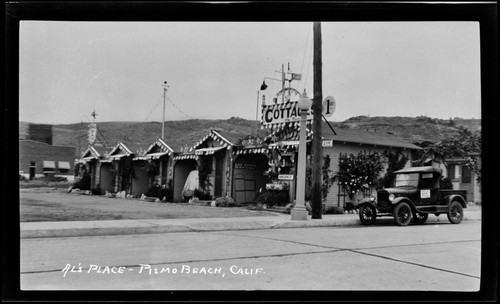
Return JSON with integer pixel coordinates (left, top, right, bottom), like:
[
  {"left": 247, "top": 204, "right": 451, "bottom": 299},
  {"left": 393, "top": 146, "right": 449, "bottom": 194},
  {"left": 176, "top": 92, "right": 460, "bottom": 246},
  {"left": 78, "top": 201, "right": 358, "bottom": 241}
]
[{"left": 394, "top": 173, "right": 419, "bottom": 187}]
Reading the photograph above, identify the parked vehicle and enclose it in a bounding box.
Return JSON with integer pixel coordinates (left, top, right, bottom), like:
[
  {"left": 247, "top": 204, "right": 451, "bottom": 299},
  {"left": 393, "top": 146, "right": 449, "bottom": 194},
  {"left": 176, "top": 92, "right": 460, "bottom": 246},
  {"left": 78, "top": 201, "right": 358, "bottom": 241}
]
[{"left": 358, "top": 166, "right": 467, "bottom": 226}]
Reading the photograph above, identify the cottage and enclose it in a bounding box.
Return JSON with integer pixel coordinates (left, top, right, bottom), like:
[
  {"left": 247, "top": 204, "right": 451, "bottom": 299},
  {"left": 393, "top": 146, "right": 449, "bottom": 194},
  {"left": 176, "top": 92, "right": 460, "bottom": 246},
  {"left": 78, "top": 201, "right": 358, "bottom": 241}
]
[
  {"left": 132, "top": 138, "right": 175, "bottom": 197},
  {"left": 320, "top": 124, "right": 422, "bottom": 208},
  {"left": 98, "top": 142, "right": 143, "bottom": 194},
  {"left": 80, "top": 144, "right": 111, "bottom": 190},
  {"left": 259, "top": 122, "right": 422, "bottom": 209}
]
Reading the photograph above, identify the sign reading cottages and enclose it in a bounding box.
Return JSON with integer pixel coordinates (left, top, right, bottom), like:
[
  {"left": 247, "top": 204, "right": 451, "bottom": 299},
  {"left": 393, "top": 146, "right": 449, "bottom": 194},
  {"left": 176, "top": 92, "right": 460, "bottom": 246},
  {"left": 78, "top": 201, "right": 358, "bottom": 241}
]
[{"left": 261, "top": 101, "right": 313, "bottom": 126}]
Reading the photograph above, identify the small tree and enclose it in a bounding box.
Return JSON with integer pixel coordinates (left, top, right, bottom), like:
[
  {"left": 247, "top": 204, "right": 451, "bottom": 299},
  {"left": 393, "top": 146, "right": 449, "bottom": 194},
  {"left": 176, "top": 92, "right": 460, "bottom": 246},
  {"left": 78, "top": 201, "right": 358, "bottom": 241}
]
[
  {"left": 338, "top": 152, "right": 385, "bottom": 200},
  {"left": 377, "top": 150, "right": 409, "bottom": 189},
  {"left": 414, "top": 128, "right": 481, "bottom": 184},
  {"left": 197, "top": 155, "right": 213, "bottom": 196}
]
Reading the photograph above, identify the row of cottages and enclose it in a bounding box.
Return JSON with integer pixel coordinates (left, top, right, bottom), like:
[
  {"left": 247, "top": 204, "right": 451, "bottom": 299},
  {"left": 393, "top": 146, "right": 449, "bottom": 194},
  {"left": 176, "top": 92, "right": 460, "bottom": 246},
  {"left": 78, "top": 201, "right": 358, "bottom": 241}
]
[{"left": 78, "top": 123, "right": 423, "bottom": 209}]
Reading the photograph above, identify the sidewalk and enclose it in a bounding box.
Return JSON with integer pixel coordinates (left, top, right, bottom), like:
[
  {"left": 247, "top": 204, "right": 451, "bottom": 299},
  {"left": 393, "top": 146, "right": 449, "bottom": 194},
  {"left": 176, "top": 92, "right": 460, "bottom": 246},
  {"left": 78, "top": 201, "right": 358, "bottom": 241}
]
[{"left": 20, "top": 210, "right": 481, "bottom": 239}]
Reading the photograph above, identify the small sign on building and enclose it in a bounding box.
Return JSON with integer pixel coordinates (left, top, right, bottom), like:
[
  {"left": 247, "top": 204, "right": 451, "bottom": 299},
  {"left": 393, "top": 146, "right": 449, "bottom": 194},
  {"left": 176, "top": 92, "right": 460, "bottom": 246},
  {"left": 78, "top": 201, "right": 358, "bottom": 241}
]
[
  {"left": 322, "top": 139, "right": 333, "bottom": 147},
  {"left": 278, "top": 174, "right": 294, "bottom": 180}
]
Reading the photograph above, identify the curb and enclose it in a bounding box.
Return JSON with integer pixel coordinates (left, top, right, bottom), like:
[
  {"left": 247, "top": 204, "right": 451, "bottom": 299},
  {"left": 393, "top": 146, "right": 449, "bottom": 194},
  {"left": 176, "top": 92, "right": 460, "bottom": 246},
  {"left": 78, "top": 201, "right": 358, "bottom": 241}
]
[{"left": 20, "top": 212, "right": 480, "bottom": 239}]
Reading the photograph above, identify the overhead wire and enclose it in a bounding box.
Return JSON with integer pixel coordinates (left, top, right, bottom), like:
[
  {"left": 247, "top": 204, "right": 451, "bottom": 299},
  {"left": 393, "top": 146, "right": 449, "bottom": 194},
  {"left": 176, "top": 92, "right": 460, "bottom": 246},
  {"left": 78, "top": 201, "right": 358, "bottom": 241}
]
[{"left": 299, "top": 23, "right": 312, "bottom": 92}]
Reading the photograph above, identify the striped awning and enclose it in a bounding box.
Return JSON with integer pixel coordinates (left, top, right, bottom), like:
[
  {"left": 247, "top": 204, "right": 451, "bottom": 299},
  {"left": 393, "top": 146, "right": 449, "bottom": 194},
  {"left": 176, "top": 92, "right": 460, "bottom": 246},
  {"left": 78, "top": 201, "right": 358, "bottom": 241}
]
[
  {"left": 174, "top": 154, "right": 199, "bottom": 161},
  {"left": 134, "top": 152, "right": 169, "bottom": 160},
  {"left": 43, "top": 161, "right": 55, "bottom": 168},
  {"left": 195, "top": 147, "right": 225, "bottom": 155},
  {"left": 58, "top": 161, "right": 70, "bottom": 170},
  {"left": 109, "top": 154, "right": 127, "bottom": 159},
  {"left": 268, "top": 140, "right": 311, "bottom": 150},
  {"left": 235, "top": 147, "right": 269, "bottom": 155}
]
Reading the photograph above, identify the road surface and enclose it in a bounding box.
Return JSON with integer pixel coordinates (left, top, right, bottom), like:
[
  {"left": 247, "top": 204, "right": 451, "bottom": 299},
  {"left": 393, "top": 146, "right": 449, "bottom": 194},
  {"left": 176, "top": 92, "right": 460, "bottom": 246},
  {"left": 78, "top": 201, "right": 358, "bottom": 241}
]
[{"left": 20, "top": 219, "right": 481, "bottom": 292}]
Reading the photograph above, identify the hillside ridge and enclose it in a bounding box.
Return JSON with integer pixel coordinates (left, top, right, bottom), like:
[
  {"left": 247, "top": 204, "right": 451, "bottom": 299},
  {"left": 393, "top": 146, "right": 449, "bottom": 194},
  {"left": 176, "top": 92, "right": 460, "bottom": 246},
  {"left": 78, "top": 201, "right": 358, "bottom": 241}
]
[{"left": 19, "top": 116, "right": 481, "bottom": 157}]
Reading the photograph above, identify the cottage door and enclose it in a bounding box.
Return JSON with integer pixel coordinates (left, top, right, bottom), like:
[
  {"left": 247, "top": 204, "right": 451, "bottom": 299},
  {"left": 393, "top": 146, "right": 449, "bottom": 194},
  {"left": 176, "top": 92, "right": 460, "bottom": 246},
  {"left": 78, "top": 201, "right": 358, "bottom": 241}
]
[
  {"left": 244, "top": 175, "right": 256, "bottom": 203},
  {"left": 214, "top": 154, "right": 224, "bottom": 197},
  {"left": 234, "top": 173, "right": 246, "bottom": 204}
]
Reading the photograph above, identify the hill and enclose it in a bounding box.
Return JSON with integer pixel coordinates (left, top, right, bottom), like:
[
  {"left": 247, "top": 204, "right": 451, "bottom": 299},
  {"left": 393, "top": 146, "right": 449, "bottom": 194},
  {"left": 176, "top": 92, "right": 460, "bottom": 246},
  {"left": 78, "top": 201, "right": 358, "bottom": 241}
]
[
  {"left": 338, "top": 116, "right": 481, "bottom": 143},
  {"left": 20, "top": 116, "right": 481, "bottom": 157}
]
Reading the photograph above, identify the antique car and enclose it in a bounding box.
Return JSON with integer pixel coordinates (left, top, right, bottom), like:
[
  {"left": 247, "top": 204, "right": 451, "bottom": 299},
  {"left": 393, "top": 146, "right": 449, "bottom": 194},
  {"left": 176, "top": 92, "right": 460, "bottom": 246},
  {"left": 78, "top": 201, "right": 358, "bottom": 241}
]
[{"left": 358, "top": 166, "right": 467, "bottom": 226}]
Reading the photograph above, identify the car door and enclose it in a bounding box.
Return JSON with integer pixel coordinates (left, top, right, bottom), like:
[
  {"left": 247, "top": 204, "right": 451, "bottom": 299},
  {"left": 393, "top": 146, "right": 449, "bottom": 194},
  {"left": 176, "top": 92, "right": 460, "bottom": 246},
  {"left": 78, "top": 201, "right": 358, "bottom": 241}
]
[{"left": 418, "top": 172, "right": 439, "bottom": 205}]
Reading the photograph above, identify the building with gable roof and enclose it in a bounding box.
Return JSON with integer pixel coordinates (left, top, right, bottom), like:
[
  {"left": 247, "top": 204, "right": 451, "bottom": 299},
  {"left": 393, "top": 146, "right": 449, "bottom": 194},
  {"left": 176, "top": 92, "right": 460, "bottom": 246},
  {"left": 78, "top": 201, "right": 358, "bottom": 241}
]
[
  {"left": 132, "top": 138, "right": 175, "bottom": 196},
  {"left": 80, "top": 144, "right": 111, "bottom": 189},
  {"left": 98, "top": 142, "right": 143, "bottom": 194}
]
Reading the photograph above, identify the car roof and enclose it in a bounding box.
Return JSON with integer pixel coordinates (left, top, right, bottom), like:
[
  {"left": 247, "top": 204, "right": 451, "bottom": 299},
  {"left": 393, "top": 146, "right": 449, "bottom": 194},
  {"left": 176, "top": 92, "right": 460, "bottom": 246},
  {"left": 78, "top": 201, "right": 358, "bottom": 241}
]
[{"left": 394, "top": 166, "right": 443, "bottom": 174}]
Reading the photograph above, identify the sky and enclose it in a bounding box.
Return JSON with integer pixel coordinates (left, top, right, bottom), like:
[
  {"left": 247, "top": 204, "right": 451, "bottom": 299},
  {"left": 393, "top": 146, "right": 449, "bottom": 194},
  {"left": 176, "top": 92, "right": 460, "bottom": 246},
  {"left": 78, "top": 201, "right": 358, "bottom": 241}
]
[{"left": 19, "top": 21, "right": 481, "bottom": 125}]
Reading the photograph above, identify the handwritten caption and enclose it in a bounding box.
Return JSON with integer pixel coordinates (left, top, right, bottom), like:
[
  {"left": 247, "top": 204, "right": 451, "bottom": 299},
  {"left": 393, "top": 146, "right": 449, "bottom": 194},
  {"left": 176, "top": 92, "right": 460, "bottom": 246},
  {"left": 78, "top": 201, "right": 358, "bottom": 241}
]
[{"left": 62, "top": 263, "right": 265, "bottom": 278}]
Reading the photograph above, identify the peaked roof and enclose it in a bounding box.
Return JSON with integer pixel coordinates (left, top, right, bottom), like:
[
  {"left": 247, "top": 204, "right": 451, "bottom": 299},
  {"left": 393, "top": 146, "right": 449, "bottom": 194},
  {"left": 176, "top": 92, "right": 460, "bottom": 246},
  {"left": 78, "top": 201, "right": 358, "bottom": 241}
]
[
  {"left": 144, "top": 138, "right": 175, "bottom": 155},
  {"left": 192, "top": 129, "right": 249, "bottom": 150},
  {"left": 81, "top": 145, "right": 111, "bottom": 159},
  {"left": 107, "top": 142, "right": 142, "bottom": 158},
  {"left": 322, "top": 124, "right": 422, "bottom": 150}
]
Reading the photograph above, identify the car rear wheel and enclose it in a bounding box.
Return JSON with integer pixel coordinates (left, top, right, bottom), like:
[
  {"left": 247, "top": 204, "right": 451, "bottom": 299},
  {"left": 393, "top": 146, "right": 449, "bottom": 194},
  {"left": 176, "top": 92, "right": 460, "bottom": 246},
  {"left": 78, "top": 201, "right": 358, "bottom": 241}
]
[
  {"left": 393, "top": 202, "right": 412, "bottom": 226},
  {"left": 413, "top": 212, "right": 428, "bottom": 224},
  {"left": 447, "top": 201, "right": 464, "bottom": 224},
  {"left": 359, "top": 204, "right": 376, "bottom": 225}
]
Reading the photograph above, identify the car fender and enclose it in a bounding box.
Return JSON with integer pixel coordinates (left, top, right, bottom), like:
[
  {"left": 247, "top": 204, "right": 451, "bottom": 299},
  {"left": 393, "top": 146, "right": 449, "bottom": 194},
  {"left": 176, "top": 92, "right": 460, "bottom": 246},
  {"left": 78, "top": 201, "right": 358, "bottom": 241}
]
[
  {"left": 445, "top": 194, "right": 467, "bottom": 208},
  {"left": 358, "top": 197, "right": 376, "bottom": 208},
  {"left": 391, "top": 197, "right": 418, "bottom": 213}
]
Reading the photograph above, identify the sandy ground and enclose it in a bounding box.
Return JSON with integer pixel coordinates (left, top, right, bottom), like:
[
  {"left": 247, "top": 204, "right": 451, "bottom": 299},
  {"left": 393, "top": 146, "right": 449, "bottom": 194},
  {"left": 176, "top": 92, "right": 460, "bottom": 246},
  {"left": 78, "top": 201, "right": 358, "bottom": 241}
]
[{"left": 19, "top": 187, "right": 277, "bottom": 222}]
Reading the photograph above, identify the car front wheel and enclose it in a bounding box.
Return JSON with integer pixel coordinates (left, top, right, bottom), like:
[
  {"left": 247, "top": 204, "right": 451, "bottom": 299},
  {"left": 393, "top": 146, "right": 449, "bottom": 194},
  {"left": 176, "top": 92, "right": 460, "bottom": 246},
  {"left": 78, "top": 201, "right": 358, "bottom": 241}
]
[
  {"left": 359, "top": 204, "right": 376, "bottom": 225},
  {"left": 393, "top": 202, "right": 412, "bottom": 226},
  {"left": 447, "top": 201, "right": 464, "bottom": 224}
]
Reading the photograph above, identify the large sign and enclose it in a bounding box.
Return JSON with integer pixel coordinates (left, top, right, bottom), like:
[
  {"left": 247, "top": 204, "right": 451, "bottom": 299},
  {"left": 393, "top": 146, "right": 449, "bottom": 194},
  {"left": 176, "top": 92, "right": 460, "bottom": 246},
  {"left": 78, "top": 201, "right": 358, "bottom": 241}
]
[{"left": 261, "top": 101, "right": 313, "bottom": 126}]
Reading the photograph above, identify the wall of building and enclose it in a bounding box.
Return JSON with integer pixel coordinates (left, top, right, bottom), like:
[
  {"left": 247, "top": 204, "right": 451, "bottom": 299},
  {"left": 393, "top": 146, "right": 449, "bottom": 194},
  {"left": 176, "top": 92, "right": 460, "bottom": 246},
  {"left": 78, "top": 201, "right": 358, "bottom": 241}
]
[
  {"left": 19, "top": 140, "right": 76, "bottom": 177},
  {"left": 440, "top": 162, "right": 480, "bottom": 203},
  {"left": 322, "top": 142, "right": 413, "bottom": 208}
]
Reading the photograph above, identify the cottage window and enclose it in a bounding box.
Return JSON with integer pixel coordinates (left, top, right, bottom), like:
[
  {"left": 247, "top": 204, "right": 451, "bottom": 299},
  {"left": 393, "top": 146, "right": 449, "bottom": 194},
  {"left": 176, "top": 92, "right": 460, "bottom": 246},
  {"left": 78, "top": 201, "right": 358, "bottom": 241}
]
[
  {"left": 462, "top": 165, "right": 472, "bottom": 184},
  {"left": 448, "top": 164, "right": 460, "bottom": 180}
]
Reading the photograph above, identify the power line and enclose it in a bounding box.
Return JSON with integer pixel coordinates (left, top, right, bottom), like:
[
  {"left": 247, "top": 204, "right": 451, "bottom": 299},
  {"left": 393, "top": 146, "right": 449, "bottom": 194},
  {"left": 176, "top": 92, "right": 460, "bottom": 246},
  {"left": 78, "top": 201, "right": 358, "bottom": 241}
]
[
  {"left": 300, "top": 23, "right": 312, "bottom": 79},
  {"left": 167, "top": 96, "right": 194, "bottom": 120}
]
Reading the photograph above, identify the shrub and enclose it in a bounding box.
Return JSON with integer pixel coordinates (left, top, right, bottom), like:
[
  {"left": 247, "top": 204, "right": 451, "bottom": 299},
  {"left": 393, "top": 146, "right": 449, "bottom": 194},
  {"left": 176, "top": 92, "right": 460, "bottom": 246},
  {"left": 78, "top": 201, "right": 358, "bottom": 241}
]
[
  {"left": 193, "top": 189, "right": 212, "bottom": 200},
  {"left": 324, "top": 205, "right": 344, "bottom": 214},
  {"left": 73, "top": 173, "right": 90, "bottom": 190},
  {"left": 28, "top": 175, "right": 68, "bottom": 183},
  {"left": 254, "top": 190, "right": 289, "bottom": 207},
  {"left": 91, "top": 187, "right": 102, "bottom": 195},
  {"left": 145, "top": 185, "right": 173, "bottom": 201},
  {"left": 214, "top": 196, "right": 236, "bottom": 207}
]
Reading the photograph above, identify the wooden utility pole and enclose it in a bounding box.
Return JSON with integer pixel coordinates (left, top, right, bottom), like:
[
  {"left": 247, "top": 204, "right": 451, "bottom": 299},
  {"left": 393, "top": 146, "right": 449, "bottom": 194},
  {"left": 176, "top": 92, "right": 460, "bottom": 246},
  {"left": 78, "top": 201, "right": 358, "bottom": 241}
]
[{"left": 311, "top": 22, "right": 323, "bottom": 219}]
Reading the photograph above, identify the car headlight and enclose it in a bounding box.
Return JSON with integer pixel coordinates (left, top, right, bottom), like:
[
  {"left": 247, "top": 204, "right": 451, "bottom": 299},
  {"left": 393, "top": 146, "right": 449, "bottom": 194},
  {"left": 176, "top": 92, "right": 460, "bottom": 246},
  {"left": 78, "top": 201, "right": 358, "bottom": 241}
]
[
  {"left": 388, "top": 194, "right": 395, "bottom": 201},
  {"left": 370, "top": 195, "right": 375, "bottom": 202}
]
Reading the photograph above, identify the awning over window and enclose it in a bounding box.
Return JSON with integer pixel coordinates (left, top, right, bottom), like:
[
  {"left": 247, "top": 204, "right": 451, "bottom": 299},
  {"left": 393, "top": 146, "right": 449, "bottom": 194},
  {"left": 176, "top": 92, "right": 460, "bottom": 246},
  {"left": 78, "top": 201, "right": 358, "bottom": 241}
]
[
  {"left": 109, "top": 154, "right": 127, "bottom": 159},
  {"left": 173, "top": 154, "right": 199, "bottom": 161},
  {"left": 195, "top": 147, "right": 225, "bottom": 155},
  {"left": 235, "top": 147, "right": 269, "bottom": 155},
  {"left": 43, "top": 161, "right": 56, "bottom": 168},
  {"left": 134, "top": 152, "right": 169, "bottom": 160},
  {"left": 58, "top": 161, "right": 70, "bottom": 170}
]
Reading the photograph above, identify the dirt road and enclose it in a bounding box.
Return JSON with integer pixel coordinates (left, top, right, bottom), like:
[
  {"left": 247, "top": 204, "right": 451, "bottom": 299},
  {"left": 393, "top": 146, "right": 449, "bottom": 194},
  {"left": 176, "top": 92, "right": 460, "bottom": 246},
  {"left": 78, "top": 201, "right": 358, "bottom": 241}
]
[{"left": 20, "top": 187, "right": 276, "bottom": 222}]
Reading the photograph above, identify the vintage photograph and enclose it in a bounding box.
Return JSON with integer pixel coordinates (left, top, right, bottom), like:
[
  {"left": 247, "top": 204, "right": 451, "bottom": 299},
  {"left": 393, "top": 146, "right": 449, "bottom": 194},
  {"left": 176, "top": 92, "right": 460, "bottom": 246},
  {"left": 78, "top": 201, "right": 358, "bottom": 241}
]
[{"left": 5, "top": 2, "right": 496, "bottom": 302}]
